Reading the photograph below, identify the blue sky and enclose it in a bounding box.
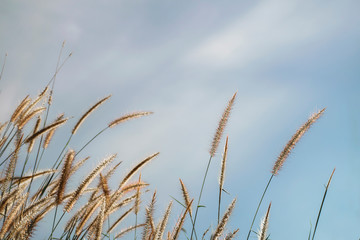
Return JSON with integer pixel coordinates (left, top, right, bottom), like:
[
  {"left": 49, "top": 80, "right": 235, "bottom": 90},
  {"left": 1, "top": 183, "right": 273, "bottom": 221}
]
[{"left": 1, "top": 0, "right": 360, "bottom": 239}]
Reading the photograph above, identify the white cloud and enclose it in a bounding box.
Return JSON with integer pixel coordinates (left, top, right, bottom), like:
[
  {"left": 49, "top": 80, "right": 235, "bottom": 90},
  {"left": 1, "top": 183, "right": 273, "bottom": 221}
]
[{"left": 184, "top": 0, "right": 346, "bottom": 68}]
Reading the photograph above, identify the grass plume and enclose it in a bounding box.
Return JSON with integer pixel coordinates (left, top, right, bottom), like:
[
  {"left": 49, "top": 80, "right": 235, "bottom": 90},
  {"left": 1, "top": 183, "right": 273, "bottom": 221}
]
[
  {"left": 72, "top": 95, "right": 111, "bottom": 135},
  {"left": 64, "top": 154, "right": 116, "bottom": 212},
  {"left": 109, "top": 111, "right": 153, "bottom": 128}
]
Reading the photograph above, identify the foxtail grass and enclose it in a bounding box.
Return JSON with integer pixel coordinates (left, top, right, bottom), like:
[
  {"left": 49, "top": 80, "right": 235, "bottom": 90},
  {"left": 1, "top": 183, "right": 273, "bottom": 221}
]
[
  {"left": 258, "top": 202, "right": 271, "bottom": 240},
  {"left": 191, "top": 92, "right": 236, "bottom": 240},
  {"left": 246, "top": 108, "right": 325, "bottom": 240},
  {"left": 218, "top": 136, "right": 228, "bottom": 224},
  {"left": 0, "top": 48, "right": 339, "bottom": 240}
]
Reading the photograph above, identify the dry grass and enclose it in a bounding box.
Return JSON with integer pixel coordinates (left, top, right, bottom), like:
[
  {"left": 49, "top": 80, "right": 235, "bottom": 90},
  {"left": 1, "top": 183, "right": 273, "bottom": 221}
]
[{"left": 0, "top": 50, "right": 333, "bottom": 240}]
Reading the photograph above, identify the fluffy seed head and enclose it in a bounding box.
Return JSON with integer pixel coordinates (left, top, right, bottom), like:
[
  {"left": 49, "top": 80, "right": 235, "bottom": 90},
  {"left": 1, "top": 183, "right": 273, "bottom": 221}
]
[
  {"left": 179, "top": 179, "right": 192, "bottom": 216},
  {"left": 212, "top": 198, "right": 236, "bottom": 240},
  {"left": 72, "top": 95, "right": 111, "bottom": 134},
  {"left": 108, "top": 111, "right": 153, "bottom": 128},
  {"left": 43, "top": 113, "right": 64, "bottom": 149},
  {"left": 28, "top": 116, "right": 41, "bottom": 153},
  {"left": 17, "top": 107, "right": 45, "bottom": 129},
  {"left": 10, "top": 95, "right": 30, "bottom": 123},
  {"left": 258, "top": 203, "right": 271, "bottom": 240},
  {"left": 118, "top": 152, "right": 159, "bottom": 189},
  {"left": 25, "top": 118, "right": 68, "bottom": 143},
  {"left": 219, "top": 136, "right": 229, "bottom": 190},
  {"left": 210, "top": 92, "right": 237, "bottom": 157},
  {"left": 57, "top": 149, "right": 75, "bottom": 205},
  {"left": 272, "top": 108, "right": 325, "bottom": 175},
  {"left": 64, "top": 154, "right": 116, "bottom": 212}
]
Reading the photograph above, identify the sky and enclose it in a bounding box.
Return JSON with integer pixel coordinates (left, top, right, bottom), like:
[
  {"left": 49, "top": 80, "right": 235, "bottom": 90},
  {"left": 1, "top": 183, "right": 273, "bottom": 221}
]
[{"left": 1, "top": 0, "right": 360, "bottom": 239}]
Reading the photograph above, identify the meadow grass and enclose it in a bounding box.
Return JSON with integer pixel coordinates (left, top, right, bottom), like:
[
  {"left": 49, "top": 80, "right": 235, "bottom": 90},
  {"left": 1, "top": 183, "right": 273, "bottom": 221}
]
[{"left": 0, "top": 47, "right": 334, "bottom": 240}]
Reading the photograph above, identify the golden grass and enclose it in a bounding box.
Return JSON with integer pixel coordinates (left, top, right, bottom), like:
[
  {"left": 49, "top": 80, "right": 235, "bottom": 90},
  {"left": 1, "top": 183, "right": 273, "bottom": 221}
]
[
  {"left": 44, "top": 114, "right": 64, "bottom": 149},
  {"left": 272, "top": 108, "right": 325, "bottom": 175},
  {"left": 0, "top": 62, "right": 332, "bottom": 240},
  {"left": 56, "top": 149, "right": 75, "bottom": 205},
  {"left": 72, "top": 95, "right": 111, "bottom": 135},
  {"left": 108, "top": 111, "right": 153, "bottom": 128},
  {"left": 258, "top": 203, "right": 271, "bottom": 240},
  {"left": 27, "top": 116, "right": 41, "bottom": 153},
  {"left": 211, "top": 198, "right": 236, "bottom": 240},
  {"left": 25, "top": 118, "right": 68, "bottom": 143},
  {"left": 64, "top": 154, "right": 116, "bottom": 212},
  {"left": 210, "top": 93, "right": 236, "bottom": 157}
]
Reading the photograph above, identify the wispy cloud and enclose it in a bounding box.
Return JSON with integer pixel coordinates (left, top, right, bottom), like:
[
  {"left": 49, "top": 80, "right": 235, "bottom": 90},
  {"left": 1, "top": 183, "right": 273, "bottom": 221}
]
[{"left": 184, "top": 0, "right": 351, "bottom": 69}]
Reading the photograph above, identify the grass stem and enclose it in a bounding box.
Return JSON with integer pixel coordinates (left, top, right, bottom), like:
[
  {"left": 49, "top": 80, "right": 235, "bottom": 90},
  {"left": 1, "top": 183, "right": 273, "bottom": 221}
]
[
  {"left": 246, "top": 174, "right": 274, "bottom": 240},
  {"left": 190, "top": 156, "right": 212, "bottom": 240},
  {"left": 311, "top": 168, "right": 335, "bottom": 240}
]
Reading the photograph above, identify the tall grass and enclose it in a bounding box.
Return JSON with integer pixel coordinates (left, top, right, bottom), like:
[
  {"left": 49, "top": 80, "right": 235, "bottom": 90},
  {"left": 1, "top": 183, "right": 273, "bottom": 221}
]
[{"left": 0, "top": 48, "right": 335, "bottom": 240}]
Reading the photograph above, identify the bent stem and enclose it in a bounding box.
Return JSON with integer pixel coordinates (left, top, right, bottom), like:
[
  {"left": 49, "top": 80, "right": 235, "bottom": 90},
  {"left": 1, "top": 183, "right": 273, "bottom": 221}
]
[
  {"left": 190, "top": 156, "right": 212, "bottom": 240},
  {"left": 246, "top": 174, "right": 274, "bottom": 240},
  {"left": 311, "top": 168, "right": 335, "bottom": 240}
]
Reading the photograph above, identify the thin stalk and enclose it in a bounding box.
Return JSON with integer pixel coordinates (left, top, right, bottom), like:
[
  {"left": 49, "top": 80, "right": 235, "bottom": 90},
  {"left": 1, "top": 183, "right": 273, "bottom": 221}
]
[
  {"left": 0, "top": 131, "right": 29, "bottom": 167},
  {"left": 107, "top": 217, "right": 111, "bottom": 240},
  {"left": 37, "top": 134, "right": 73, "bottom": 199},
  {"left": 2, "top": 163, "right": 18, "bottom": 224},
  {"left": 0, "top": 123, "right": 12, "bottom": 147},
  {"left": 46, "top": 41, "right": 70, "bottom": 88},
  {"left": 308, "top": 222, "right": 312, "bottom": 240},
  {"left": 173, "top": 196, "right": 198, "bottom": 240},
  {"left": 40, "top": 126, "right": 107, "bottom": 199},
  {"left": 35, "top": 147, "right": 46, "bottom": 172},
  {"left": 28, "top": 42, "right": 66, "bottom": 199},
  {"left": 246, "top": 174, "right": 274, "bottom": 240},
  {"left": 0, "top": 127, "right": 15, "bottom": 160},
  {"left": 48, "top": 211, "right": 66, "bottom": 239},
  {"left": 50, "top": 205, "right": 59, "bottom": 240},
  {"left": 46, "top": 127, "right": 110, "bottom": 237},
  {"left": 0, "top": 53, "right": 7, "bottom": 83},
  {"left": 76, "top": 126, "right": 108, "bottom": 155},
  {"left": 190, "top": 156, "right": 212, "bottom": 240},
  {"left": 18, "top": 152, "right": 30, "bottom": 186},
  {"left": 134, "top": 213, "right": 138, "bottom": 240},
  {"left": 27, "top": 130, "right": 46, "bottom": 195},
  {"left": 217, "top": 185, "right": 222, "bottom": 224},
  {"left": 311, "top": 168, "right": 335, "bottom": 240}
]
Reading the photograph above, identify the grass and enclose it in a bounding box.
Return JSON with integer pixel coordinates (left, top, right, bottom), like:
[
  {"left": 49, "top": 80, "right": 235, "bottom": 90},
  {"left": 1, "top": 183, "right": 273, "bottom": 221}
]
[{"left": 0, "top": 47, "right": 335, "bottom": 240}]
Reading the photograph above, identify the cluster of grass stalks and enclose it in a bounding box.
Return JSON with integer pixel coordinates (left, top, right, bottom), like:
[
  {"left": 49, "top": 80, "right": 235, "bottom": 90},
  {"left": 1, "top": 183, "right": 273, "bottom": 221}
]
[{"left": 0, "top": 47, "right": 335, "bottom": 240}]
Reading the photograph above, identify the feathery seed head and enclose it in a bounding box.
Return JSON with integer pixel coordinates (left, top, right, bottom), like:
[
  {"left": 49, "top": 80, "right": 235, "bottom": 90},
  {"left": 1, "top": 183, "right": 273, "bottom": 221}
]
[
  {"left": 210, "top": 92, "right": 237, "bottom": 157},
  {"left": 28, "top": 116, "right": 41, "bottom": 153},
  {"left": 272, "top": 108, "right": 325, "bottom": 175},
  {"left": 57, "top": 149, "right": 75, "bottom": 205},
  {"left": 258, "top": 202, "right": 271, "bottom": 240},
  {"left": 219, "top": 136, "right": 229, "bottom": 189},
  {"left": 179, "top": 179, "right": 192, "bottom": 216},
  {"left": 43, "top": 113, "right": 64, "bottom": 149},
  {"left": 25, "top": 118, "right": 68, "bottom": 143},
  {"left": 10, "top": 95, "right": 30, "bottom": 123},
  {"left": 72, "top": 95, "right": 111, "bottom": 134},
  {"left": 17, "top": 107, "right": 45, "bottom": 129},
  {"left": 212, "top": 198, "right": 236, "bottom": 240},
  {"left": 108, "top": 111, "right": 153, "bottom": 128},
  {"left": 64, "top": 154, "right": 116, "bottom": 212},
  {"left": 118, "top": 152, "right": 159, "bottom": 189}
]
